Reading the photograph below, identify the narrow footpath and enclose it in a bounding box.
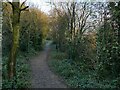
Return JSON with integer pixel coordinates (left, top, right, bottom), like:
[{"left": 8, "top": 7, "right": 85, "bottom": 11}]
[{"left": 30, "top": 42, "right": 67, "bottom": 88}]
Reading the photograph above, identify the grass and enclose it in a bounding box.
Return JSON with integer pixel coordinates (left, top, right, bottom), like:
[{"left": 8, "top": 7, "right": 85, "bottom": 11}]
[
  {"left": 48, "top": 48, "right": 118, "bottom": 88},
  {"left": 2, "top": 48, "right": 38, "bottom": 89}
]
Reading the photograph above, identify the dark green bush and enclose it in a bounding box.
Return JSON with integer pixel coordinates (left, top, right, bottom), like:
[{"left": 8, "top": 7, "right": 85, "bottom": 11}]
[{"left": 49, "top": 49, "right": 118, "bottom": 88}]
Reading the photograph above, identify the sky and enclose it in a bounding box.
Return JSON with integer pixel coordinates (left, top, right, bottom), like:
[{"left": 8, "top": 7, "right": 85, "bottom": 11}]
[
  {"left": 26, "top": 0, "right": 52, "bottom": 14},
  {"left": 24, "top": 0, "right": 113, "bottom": 14},
  {"left": 3, "top": 0, "right": 52, "bottom": 14},
  {"left": 3, "top": 0, "right": 119, "bottom": 14}
]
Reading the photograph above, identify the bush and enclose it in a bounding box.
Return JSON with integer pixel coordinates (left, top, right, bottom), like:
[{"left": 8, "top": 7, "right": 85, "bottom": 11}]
[
  {"left": 2, "top": 49, "right": 37, "bottom": 88},
  {"left": 49, "top": 48, "right": 118, "bottom": 88}
]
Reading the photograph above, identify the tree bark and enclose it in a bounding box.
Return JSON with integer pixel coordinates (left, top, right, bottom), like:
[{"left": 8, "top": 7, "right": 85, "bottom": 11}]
[
  {"left": 7, "top": 2, "right": 20, "bottom": 79},
  {"left": 7, "top": 0, "right": 28, "bottom": 79}
]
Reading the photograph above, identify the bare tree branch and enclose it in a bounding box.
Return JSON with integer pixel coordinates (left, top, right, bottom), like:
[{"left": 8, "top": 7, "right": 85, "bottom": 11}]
[
  {"left": 20, "top": 6, "right": 29, "bottom": 11},
  {"left": 67, "top": 3, "right": 71, "bottom": 17},
  {"left": 53, "top": 3, "right": 62, "bottom": 17},
  {"left": 60, "top": 3, "right": 68, "bottom": 17},
  {"left": 20, "top": 0, "right": 27, "bottom": 8},
  {"left": 6, "top": 0, "right": 13, "bottom": 6}
]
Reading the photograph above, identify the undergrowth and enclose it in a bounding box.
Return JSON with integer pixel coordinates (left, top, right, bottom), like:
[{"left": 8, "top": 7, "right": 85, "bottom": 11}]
[
  {"left": 2, "top": 48, "right": 38, "bottom": 89},
  {"left": 49, "top": 49, "right": 118, "bottom": 88}
]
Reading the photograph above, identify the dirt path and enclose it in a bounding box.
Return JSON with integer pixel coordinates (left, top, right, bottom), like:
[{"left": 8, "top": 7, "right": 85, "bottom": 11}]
[{"left": 30, "top": 43, "right": 67, "bottom": 88}]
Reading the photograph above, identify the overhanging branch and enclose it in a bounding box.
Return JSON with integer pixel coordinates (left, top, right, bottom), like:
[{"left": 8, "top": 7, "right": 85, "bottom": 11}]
[
  {"left": 20, "top": 6, "right": 29, "bottom": 11},
  {"left": 20, "top": 0, "right": 27, "bottom": 8},
  {"left": 6, "top": 0, "right": 13, "bottom": 6}
]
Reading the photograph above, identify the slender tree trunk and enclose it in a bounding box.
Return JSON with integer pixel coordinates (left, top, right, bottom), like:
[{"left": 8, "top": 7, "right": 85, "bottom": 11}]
[
  {"left": 7, "top": 0, "right": 29, "bottom": 79},
  {"left": 8, "top": 2, "right": 20, "bottom": 79}
]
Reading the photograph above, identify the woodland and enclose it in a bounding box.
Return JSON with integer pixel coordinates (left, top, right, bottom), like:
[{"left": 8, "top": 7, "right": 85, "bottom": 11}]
[{"left": 1, "top": 0, "right": 120, "bottom": 89}]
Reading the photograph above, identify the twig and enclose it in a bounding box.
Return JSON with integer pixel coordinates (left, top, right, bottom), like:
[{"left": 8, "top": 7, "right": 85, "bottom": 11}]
[{"left": 20, "top": 6, "right": 29, "bottom": 11}]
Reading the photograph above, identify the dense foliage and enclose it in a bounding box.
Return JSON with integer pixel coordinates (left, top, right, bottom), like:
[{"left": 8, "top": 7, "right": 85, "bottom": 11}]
[
  {"left": 2, "top": 3, "right": 49, "bottom": 55},
  {"left": 2, "top": 1, "right": 120, "bottom": 89},
  {"left": 49, "top": 2, "right": 120, "bottom": 88},
  {"left": 49, "top": 48, "right": 117, "bottom": 88},
  {"left": 2, "top": 2, "right": 49, "bottom": 88}
]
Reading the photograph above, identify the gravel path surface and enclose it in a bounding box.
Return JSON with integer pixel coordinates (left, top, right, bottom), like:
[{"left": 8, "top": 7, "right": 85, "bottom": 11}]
[{"left": 30, "top": 44, "right": 67, "bottom": 88}]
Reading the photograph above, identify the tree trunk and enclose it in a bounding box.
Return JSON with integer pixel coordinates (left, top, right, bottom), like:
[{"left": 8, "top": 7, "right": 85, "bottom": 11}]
[
  {"left": 7, "top": 0, "right": 29, "bottom": 79},
  {"left": 7, "top": 2, "right": 20, "bottom": 79}
]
